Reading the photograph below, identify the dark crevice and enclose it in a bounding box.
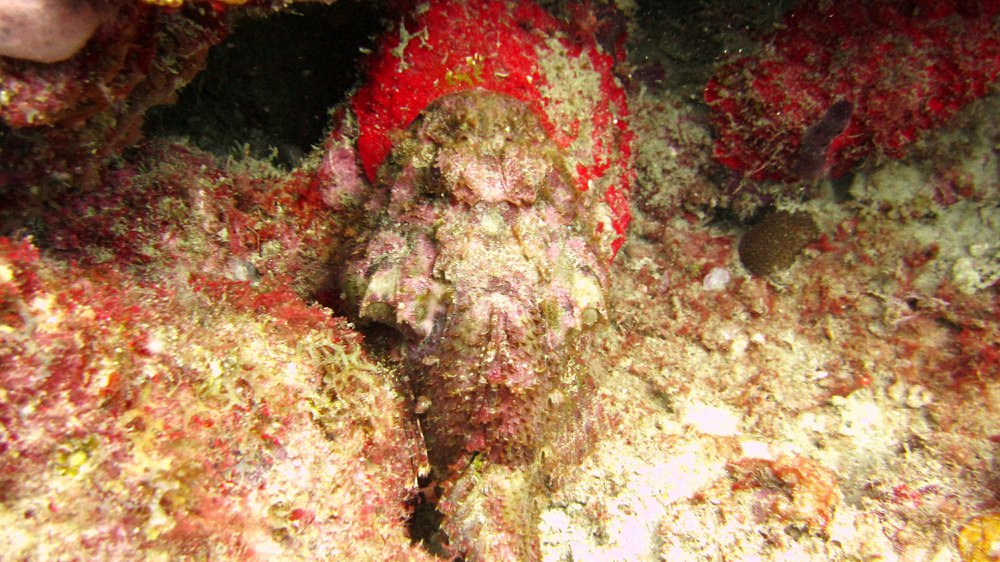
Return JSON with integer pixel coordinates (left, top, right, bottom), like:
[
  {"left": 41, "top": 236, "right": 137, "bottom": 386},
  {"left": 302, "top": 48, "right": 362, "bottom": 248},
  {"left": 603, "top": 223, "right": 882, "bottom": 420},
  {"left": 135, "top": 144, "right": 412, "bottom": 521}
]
[
  {"left": 144, "top": 1, "right": 384, "bottom": 168},
  {"left": 405, "top": 473, "right": 453, "bottom": 558}
]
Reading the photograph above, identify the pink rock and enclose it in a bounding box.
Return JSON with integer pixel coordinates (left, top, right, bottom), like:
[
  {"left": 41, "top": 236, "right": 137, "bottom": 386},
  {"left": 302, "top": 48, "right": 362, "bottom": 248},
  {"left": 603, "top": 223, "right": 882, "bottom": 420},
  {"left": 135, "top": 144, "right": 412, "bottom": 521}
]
[{"left": 0, "top": 0, "right": 107, "bottom": 63}]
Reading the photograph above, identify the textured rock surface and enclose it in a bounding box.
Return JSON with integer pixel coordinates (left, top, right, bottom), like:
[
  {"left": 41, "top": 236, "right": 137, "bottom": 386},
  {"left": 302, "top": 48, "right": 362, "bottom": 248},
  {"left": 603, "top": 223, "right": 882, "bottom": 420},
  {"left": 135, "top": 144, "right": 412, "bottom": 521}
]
[{"left": 0, "top": 141, "right": 433, "bottom": 561}]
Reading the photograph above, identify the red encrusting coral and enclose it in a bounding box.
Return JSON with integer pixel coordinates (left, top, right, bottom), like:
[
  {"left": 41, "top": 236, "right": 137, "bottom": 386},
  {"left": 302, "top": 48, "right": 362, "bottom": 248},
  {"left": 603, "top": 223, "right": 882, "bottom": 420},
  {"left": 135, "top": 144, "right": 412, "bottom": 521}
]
[
  {"left": 350, "top": 0, "right": 633, "bottom": 256},
  {"left": 705, "top": 0, "right": 1000, "bottom": 182}
]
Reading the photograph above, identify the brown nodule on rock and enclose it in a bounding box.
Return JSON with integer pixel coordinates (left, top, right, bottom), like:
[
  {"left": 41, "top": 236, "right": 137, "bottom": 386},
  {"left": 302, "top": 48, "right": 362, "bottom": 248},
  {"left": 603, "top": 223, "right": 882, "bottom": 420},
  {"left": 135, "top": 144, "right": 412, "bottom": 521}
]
[{"left": 738, "top": 210, "right": 819, "bottom": 276}]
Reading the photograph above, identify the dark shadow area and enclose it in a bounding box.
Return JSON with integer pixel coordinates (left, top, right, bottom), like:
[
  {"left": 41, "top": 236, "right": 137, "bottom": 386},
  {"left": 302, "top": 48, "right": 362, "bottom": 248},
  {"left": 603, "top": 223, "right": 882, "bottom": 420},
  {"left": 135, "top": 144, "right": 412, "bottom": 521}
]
[
  {"left": 405, "top": 474, "right": 456, "bottom": 559},
  {"left": 144, "top": 1, "right": 384, "bottom": 168},
  {"left": 630, "top": 0, "right": 794, "bottom": 100}
]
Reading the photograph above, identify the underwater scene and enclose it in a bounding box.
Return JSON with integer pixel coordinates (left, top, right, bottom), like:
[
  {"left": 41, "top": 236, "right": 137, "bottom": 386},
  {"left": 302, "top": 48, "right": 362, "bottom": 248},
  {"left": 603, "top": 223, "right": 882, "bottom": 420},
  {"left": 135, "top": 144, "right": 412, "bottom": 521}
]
[{"left": 0, "top": 0, "right": 997, "bottom": 560}]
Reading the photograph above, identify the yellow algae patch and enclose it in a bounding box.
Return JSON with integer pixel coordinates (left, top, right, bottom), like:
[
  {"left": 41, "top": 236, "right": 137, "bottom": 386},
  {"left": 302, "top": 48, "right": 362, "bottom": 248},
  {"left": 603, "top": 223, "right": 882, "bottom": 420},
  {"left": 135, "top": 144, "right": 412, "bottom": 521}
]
[{"left": 958, "top": 512, "right": 1000, "bottom": 562}]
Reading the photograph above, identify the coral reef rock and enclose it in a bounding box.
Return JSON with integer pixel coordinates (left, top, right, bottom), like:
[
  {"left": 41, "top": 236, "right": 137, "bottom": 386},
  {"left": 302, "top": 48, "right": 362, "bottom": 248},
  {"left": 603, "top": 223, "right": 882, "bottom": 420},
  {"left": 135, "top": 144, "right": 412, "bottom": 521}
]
[
  {"left": 0, "top": 0, "right": 229, "bottom": 190},
  {"left": 705, "top": 0, "right": 1000, "bottom": 182},
  {"left": 0, "top": 141, "right": 434, "bottom": 561}
]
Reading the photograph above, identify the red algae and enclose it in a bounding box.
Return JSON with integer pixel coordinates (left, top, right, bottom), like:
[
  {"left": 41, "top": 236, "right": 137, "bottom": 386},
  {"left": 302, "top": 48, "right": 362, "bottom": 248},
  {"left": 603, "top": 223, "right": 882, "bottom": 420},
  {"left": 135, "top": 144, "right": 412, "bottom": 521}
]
[{"left": 706, "top": 0, "right": 1000, "bottom": 182}]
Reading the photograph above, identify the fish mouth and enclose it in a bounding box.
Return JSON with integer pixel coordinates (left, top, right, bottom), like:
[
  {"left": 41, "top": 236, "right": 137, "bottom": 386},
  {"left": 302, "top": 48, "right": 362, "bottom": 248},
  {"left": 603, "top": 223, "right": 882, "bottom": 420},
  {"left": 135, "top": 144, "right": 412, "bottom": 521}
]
[{"left": 343, "top": 211, "right": 606, "bottom": 352}]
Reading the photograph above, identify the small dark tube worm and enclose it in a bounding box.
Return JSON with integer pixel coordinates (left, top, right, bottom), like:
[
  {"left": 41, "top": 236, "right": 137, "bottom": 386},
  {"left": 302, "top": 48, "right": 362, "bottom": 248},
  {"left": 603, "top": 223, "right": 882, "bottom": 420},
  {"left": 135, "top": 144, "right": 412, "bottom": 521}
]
[{"left": 793, "top": 100, "right": 854, "bottom": 180}]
